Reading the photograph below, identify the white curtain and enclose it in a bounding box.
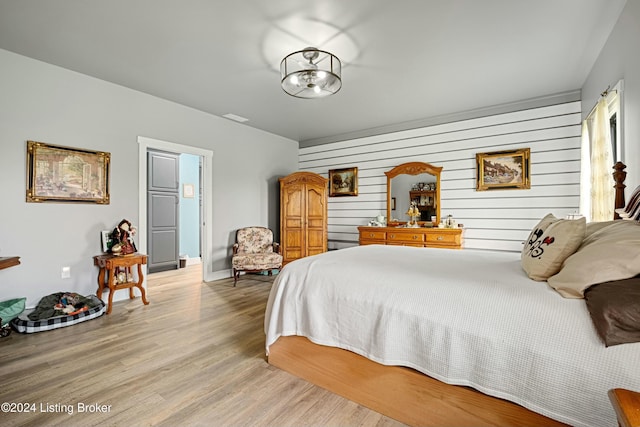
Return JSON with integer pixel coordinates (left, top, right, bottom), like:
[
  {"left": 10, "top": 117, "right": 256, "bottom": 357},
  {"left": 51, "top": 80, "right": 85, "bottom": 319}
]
[
  {"left": 589, "top": 97, "right": 615, "bottom": 221},
  {"left": 579, "top": 120, "right": 591, "bottom": 221}
]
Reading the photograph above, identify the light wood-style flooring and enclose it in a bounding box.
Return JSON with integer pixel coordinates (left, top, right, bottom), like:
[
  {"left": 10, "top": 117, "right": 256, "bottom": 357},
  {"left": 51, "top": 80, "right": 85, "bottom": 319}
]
[{"left": 0, "top": 266, "right": 405, "bottom": 427}]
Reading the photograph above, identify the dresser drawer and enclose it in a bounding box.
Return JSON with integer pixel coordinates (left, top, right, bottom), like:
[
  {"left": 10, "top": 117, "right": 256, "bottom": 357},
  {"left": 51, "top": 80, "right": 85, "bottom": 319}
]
[
  {"left": 387, "top": 231, "right": 425, "bottom": 243},
  {"left": 426, "top": 231, "right": 460, "bottom": 246},
  {"left": 361, "top": 230, "right": 386, "bottom": 240}
]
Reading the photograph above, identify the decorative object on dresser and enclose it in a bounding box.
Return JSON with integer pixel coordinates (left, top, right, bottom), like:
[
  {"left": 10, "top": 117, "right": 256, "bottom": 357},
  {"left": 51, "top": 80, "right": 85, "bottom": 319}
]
[
  {"left": 279, "top": 171, "right": 328, "bottom": 265},
  {"left": 231, "top": 226, "right": 283, "bottom": 286},
  {"left": 405, "top": 202, "right": 420, "bottom": 227},
  {"left": 476, "top": 147, "right": 530, "bottom": 191},
  {"left": 26, "top": 140, "right": 110, "bottom": 204},
  {"left": 328, "top": 167, "right": 358, "bottom": 197}
]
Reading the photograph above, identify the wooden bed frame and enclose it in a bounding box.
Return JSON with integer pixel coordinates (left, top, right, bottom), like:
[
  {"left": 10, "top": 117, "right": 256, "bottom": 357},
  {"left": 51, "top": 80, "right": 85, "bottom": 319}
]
[{"left": 267, "top": 162, "right": 629, "bottom": 427}]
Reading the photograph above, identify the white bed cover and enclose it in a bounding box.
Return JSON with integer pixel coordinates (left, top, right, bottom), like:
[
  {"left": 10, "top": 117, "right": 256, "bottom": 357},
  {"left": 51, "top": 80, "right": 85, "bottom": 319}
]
[{"left": 265, "top": 245, "right": 640, "bottom": 427}]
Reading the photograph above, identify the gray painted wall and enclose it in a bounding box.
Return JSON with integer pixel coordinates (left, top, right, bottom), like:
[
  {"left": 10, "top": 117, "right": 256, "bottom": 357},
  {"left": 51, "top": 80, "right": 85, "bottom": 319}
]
[
  {"left": 0, "top": 48, "right": 298, "bottom": 307},
  {"left": 582, "top": 0, "right": 640, "bottom": 192}
]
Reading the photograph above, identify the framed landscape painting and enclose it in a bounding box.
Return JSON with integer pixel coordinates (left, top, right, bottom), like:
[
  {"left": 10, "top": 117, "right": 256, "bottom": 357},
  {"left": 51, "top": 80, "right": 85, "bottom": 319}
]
[
  {"left": 476, "top": 148, "right": 530, "bottom": 191},
  {"left": 329, "top": 167, "right": 358, "bottom": 197},
  {"left": 26, "top": 141, "right": 110, "bottom": 203}
]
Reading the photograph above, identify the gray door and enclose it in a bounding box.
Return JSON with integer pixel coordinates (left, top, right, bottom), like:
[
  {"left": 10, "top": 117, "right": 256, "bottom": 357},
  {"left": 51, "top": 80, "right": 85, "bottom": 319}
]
[{"left": 148, "top": 150, "right": 179, "bottom": 273}]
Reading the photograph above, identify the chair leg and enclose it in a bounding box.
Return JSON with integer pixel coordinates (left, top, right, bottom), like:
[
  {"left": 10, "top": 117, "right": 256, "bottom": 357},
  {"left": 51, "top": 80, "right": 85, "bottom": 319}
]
[{"left": 233, "top": 269, "right": 238, "bottom": 286}]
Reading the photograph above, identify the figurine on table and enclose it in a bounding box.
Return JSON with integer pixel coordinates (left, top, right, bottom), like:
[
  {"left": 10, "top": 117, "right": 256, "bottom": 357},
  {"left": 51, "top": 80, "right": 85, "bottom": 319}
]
[{"left": 110, "top": 219, "right": 137, "bottom": 255}]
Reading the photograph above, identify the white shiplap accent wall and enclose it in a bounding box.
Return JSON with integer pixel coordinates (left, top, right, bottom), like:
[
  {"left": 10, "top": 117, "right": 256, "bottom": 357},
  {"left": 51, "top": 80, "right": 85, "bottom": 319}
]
[{"left": 299, "top": 101, "right": 582, "bottom": 252}]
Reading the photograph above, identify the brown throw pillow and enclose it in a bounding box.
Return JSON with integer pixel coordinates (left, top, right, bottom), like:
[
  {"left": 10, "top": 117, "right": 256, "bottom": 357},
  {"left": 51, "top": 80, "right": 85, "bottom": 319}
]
[
  {"left": 521, "top": 215, "right": 586, "bottom": 281},
  {"left": 584, "top": 276, "right": 640, "bottom": 347}
]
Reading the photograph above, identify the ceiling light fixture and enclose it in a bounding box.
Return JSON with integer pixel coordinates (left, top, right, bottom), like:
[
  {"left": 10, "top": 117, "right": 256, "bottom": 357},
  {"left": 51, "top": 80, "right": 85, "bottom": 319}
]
[{"left": 280, "top": 47, "right": 342, "bottom": 99}]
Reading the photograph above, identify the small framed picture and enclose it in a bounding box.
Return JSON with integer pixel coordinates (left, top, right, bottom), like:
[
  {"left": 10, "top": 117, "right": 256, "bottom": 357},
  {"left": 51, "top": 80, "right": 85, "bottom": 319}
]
[
  {"left": 329, "top": 167, "right": 358, "bottom": 197},
  {"left": 476, "top": 148, "right": 530, "bottom": 191},
  {"left": 100, "top": 230, "right": 113, "bottom": 253},
  {"left": 391, "top": 197, "right": 396, "bottom": 210},
  {"left": 183, "top": 183, "right": 195, "bottom": 198}
]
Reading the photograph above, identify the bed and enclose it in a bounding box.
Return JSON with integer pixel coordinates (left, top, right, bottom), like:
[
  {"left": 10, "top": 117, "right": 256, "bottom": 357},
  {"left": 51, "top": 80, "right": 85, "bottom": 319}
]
[{"left": 264, "top": 162, "right": 640, "bottom": 427}]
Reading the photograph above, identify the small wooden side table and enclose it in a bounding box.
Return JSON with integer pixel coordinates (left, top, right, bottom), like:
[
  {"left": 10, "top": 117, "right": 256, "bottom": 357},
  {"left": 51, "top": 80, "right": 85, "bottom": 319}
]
[
  {"left": 93, "top": 253, "right": 149, "bottom": 315},
  {"left": 609, "top": 388, "right": 640, "bottom": 427}
]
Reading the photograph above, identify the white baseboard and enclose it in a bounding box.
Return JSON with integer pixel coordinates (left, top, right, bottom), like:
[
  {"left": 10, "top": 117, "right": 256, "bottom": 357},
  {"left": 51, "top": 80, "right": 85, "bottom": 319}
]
[{"left": 207, "top": 269, "right": 232, "bottom": 282}]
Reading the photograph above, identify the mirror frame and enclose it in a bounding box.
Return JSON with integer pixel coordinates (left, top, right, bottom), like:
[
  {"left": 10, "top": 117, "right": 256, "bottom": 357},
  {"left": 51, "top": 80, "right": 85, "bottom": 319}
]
[{"left": 385, "top": 162, "right": 443, "bottom": 225}]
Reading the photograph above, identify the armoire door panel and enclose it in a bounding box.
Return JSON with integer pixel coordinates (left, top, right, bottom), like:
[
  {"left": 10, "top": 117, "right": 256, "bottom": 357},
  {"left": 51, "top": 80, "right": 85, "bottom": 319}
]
[
  {"left": 306, "top": 230, "right": 325, "bottom": 251},
  {"left": 285, "top": 218, "right": 303, "bottom": 228},
  {"left": 284, "top": 249, "right": 302, "bottom": 260},
  {"left": 283, "top": 187, "right": 303, "bottom": 216},
  {"left": 306, "top": 187, "right": 326, "bottom": 218},
  {"left": 307, "top": 248, "right": 325, "bottom": 256},
  {"left": 285, "top": 230, "right": 302, "bottom": 247},
  {"left": 307, "top": 218, "right": 325, "bottom": 228}
]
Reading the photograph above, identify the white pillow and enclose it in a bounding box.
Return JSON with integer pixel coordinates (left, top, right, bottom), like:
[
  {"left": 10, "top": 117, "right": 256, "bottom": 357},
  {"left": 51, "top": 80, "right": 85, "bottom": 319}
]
[
  {"left": 547, "top": 221, "right": 640, "bottom": 298},
  {"left": 521, "top": 214, "right": 586, "bottom": 281}
]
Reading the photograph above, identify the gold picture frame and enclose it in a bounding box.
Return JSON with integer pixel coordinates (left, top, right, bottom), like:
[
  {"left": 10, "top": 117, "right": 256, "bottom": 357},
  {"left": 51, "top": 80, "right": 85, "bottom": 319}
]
[
  {"left": 329, "top": 167, "right": 358, "bottom": 197},
  {"left": 26, "top": 141, "right": 111, "bottom": 203},
  {"left": 476, "top": 148, "right": 530, "bottom": 191}
]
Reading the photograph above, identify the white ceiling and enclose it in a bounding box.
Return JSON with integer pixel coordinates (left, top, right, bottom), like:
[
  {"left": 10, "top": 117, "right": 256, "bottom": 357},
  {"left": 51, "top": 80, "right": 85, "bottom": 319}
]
[{"left": 0, "top": 0, "right": 627, "bottom": 143}]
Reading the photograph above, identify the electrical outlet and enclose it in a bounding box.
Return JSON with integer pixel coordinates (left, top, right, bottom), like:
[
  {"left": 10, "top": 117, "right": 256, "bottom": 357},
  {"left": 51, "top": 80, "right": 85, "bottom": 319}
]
[{"left": 61, "top": 266, "right": 71, "bottom": 279}]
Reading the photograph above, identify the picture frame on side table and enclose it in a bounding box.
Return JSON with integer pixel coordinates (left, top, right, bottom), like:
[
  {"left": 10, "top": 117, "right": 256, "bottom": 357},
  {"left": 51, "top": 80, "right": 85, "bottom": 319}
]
[
  {"left": 329, "top": 167, "right": 358, "bottom": 197},
  {"left": 101, "top": 230, "right": 113, "bottom": 253},
  {"left": 476, "top": 148, "right": 530, "bottom": 191},
  {"left": 26, "top": 141, "right": 110, "bottom": 203}
]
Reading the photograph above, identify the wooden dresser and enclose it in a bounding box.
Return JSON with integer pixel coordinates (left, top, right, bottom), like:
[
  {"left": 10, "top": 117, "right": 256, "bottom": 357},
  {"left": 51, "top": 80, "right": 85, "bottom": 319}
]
[{"left": 358, "top": 226, "right": 463, "bottom": 249}]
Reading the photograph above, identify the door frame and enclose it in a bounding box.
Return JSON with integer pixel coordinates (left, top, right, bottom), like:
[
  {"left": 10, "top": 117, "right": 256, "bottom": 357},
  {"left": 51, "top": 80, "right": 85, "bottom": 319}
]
[{"left": 138, "top": 136, "right": 214, "bottom": 282}]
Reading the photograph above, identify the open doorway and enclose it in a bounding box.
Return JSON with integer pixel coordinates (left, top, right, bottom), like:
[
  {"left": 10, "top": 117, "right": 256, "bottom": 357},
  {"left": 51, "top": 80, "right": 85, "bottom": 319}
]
[{"left": 137, "top": 136, "right": 214, "bottom": 283}]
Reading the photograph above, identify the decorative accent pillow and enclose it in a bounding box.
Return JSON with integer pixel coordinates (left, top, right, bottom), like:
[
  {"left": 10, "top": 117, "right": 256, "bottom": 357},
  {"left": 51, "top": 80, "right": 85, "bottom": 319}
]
[
  {"left": 521, "top": 214, "right": 586, "bottom": 281},
  {"left": 584, "top": 276, "right": 640, "bottom": 347},
  {"left": 616, "top": 185, "right": 640, "bottom": 220},
  {"left": 547, "top": 221, "right": 640, "bottom": 298}
]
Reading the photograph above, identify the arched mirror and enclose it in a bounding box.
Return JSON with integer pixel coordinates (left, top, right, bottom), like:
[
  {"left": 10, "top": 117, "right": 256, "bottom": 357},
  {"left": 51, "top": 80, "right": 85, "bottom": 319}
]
[{"left": 385, "top": 162, "right": 442, "bottom": 226}]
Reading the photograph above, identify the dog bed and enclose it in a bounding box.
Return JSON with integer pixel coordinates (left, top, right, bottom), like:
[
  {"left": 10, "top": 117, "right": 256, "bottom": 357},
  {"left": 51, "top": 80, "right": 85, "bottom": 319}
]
[{"left": 11, "top": 295, "right": 105, "bottom": 333}]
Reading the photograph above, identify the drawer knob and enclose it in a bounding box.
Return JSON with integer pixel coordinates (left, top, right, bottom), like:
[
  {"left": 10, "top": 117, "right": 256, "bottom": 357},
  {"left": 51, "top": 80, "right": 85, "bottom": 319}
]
[
  {"left": 369, "top": 233, "right": 374, "bottom": 237},
  {"left": 437, "top": 236, "right": 443, "bottom": 240},
  {"left": 412, "top": 235, "right": 418, "bottom": 240},
  {"left": 390, "top": 234, "right": 395, "bottom": 238}
]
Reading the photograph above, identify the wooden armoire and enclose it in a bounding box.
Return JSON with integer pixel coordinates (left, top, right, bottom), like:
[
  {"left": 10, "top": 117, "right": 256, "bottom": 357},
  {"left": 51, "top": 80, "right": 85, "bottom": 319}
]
[{"left": 279, "top": 172, "right": 328, "bottom": 265}]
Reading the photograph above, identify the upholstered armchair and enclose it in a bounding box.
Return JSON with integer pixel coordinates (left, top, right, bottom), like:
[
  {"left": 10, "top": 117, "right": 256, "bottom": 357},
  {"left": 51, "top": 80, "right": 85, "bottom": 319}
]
[{"left": 232, "top": 226, "right": 283, "bottom": 286}]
